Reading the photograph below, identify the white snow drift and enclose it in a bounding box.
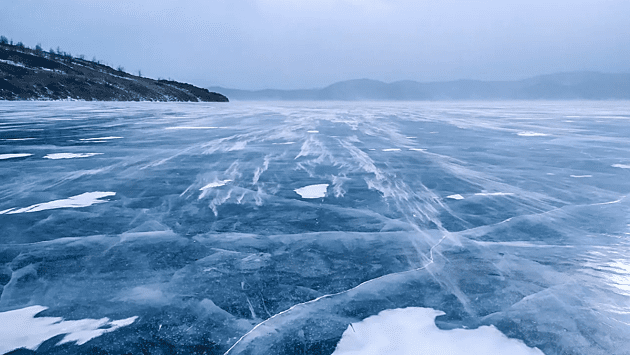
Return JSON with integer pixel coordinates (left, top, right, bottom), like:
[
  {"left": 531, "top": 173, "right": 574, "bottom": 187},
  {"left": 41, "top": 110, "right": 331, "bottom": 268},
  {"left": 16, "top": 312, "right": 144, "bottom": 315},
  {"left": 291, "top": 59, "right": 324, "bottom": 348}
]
[
  {"left": 332, "top": 307, "right": 543, "bottom": 355},
  {"left": 44, "top": 153, "right": 103, "bottom": 159},
  {"left": 517, "top": 131, "right": 548, "bottom": 137},
  {"left": 294, "top": 184, "right": 329, "bottom": 198},
  {"left": 200, "top": 180, "right": 232, "bottom": 190},
  {"left": 0, "top": 192, "right": 115, "bottom": 214},
  {"left": 0, "top": 153, "right": 32, "bottom": 160},
  {"left": 0, "top": 305, "right": 137, "bottom": 354}
]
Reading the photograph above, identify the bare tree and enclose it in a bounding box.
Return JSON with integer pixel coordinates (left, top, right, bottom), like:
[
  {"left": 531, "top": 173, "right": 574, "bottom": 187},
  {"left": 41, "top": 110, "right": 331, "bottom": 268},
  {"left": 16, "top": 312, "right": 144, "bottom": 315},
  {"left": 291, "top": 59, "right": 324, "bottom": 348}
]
[{"left": 0, "top": 35, "right": 8, "bottom": 44}]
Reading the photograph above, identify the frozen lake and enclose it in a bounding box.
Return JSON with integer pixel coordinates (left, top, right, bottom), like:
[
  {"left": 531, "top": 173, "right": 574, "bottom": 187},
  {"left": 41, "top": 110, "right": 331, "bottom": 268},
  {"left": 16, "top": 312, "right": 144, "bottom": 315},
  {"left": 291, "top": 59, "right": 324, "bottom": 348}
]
[{"left": 1, "top": 101, "right": 630, "bottom": 354}]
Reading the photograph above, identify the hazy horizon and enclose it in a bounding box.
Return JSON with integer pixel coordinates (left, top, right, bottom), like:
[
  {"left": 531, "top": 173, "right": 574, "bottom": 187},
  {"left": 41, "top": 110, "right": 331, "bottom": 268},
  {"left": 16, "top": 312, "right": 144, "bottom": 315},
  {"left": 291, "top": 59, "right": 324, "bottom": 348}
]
[
  {"left": 2, "top": 0, "right": 629, "bottom": 90},
  {"left": 210, "top": 71, "right": 630, "bottom": 91}
]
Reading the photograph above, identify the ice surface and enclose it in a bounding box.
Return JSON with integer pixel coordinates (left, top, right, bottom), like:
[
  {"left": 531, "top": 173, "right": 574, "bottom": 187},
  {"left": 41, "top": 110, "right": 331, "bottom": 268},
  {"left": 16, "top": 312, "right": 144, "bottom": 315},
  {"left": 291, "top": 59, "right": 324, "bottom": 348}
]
[
  {"left": 0, "top": 191, "right": 115, "bottom": 214},
  {"left": 294, "top": 183, "right": 329, "bottom": 198},
  {"left": 0, "top": 153, "right": 32, "bottom": 159},
  {"left": 0, "top": 305, "right": 137, "bottom": 354},
  {"left": 1, "top": 101, "right": 630, "bottom": 354},
  {"left": 332, "top": 307, "right": 543, "bottom": 355},
  {"left": 43, "top": 153, "right": 103, "bottom": 159}
]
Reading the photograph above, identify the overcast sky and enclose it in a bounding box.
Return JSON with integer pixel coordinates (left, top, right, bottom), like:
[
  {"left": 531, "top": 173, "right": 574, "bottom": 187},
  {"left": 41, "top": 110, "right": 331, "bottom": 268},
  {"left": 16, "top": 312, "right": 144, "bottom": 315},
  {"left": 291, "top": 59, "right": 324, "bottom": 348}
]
[{"left": 2, "top": 0, "right": 629, "bottom": 89}]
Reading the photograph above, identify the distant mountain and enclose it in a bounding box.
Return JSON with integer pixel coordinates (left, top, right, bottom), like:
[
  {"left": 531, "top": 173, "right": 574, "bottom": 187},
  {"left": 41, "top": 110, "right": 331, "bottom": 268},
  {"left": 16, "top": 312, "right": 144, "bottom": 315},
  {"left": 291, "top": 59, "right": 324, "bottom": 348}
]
[
  {"left": 1, "top": 42, "right": 228, "bottom": 102},
  {"left": 209, "top": 72, "right": 630, "bottom": 101}
]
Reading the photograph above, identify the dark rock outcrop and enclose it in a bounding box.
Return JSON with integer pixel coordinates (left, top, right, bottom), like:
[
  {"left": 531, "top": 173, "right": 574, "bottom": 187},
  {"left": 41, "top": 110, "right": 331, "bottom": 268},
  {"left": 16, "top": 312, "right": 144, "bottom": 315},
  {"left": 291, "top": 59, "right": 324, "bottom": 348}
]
[{"left": 0, "top": 44, "right": 228, "bottom": 102}]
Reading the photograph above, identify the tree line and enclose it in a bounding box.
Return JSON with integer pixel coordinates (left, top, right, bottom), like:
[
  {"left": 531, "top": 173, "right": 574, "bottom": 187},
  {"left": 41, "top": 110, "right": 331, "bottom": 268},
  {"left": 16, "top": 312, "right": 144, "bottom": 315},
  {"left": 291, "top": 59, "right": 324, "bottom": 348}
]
[{"left": 1, "top": 35, "right": 141, "bottom": 76}]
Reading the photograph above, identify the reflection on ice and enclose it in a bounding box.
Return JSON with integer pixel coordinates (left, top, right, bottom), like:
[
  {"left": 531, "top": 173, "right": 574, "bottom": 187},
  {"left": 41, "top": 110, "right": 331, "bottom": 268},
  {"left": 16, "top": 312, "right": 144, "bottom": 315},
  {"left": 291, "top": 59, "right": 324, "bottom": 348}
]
[
  {"left": 0, "top": 191, "right": 115, "bottom": 214},
  {"left": 295, "top": 184, "right": 329, "bottom": 198},
  {"left": 333, "top": 308, "right": 543, "bottom": 355},
  {"left": 0, "top": 305, "right": 137, "bottom": 354}
]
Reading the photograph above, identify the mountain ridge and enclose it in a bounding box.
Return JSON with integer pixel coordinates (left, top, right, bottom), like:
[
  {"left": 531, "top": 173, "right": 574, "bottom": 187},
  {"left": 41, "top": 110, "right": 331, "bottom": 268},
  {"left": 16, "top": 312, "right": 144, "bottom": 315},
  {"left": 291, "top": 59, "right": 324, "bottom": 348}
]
[{"left": 209, "top": 72, "right": 630, "bottom": 101}]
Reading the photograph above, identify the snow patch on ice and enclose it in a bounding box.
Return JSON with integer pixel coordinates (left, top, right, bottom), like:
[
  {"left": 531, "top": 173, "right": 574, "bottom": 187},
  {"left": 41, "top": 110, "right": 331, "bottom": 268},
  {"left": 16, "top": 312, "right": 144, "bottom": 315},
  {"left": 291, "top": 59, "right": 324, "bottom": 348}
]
[
  {"left": 307, "top": 130, "right": 319, "bottom": 133},
  {"left": 200, "top": 180, "right": 232, "bottom": 190},
  {"left": 570, "top": 175, "right": 592, "bottom": 178},
  {"left": 165, "top": 126, "right": 218, "bottom": 130},
  {"left": 79, "top": 136, "right": 122, "bottom": 141},
  {"left": 332, "top": 307, "right": 544, "bottom": 355},
  {"left": 0, "top": 153, "right": 32, "bottom": 160},
  {"left": 447, "top": 194, "right": 465, "bottom": 200},
  {"left": 409, "top": 148, "right": 426, "bottom": 152},
  {"left": 612, "top": 164, "right": 630, "bottom": 169},
  {"left": 44, "top": 153, "right": 103, "bottom": 159},
  {"left": 475, "top": 192, "right": 514, "bottom": 197},
  {"left": 382, "top": 148, "right": 401, "bottom": 152},
  {"left": 2, "top": 138, "right": 36, "bottom": 141},
  {"left": 0, "top": 192, "right": 115, "bottom": 214},
  {"left": 294, "top": 184, "right": 328, "bottom": 198},
  {"left": 517, "top": 131, "right": 548, "bottom": 137},
  {"left": 0, "top": 305, "right": 137, "bottom": 354}
]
